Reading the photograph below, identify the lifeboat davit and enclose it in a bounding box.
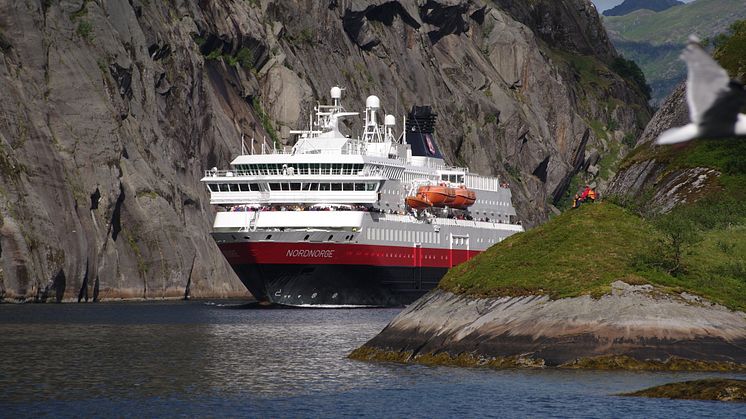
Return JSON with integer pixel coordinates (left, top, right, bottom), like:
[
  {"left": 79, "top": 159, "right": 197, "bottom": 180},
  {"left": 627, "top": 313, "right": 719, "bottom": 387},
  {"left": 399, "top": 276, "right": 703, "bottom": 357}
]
[
  {"left": 451, "top": 186, "right": 476, "bottom": 209},
  {"left": 417, "top": 185, "right": 456, "bottom": 207},
  {"left": 405, "top": 194, "right": 432, "bottom": 209}
]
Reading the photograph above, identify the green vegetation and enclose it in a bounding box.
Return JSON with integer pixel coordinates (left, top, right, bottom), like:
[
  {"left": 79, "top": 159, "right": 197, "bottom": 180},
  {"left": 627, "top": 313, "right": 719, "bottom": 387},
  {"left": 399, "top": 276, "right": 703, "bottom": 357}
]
[
  {"left": 550, "top": 50, "right": 613, "bottom": 93},
  {"left": 298, "top": 28, "right": 315, "bottom": 45},
  {"left": 441, "top": 30, "right": 746, "bottom": 311},
  {"left": 441, "top": 203, "right": 653, "bottom": 300},
  {"left": 714, "top": 20, "right": 746, "bottom": 79},
  {"left": 233, "top": 47, "right": 254, "bottom": 69},
  {"left": 76, "top": 20, "right": 93, "bottom": 41},
  {"left": 610, "top": 56, "right": 651, "bottom": 100},
  {"left": 604, "top": 0, "right": 746, "bottom": 103},
  {"left": 202, "top": 46, "right": 254, "bottom": 70},
  {"left": 604, "top": 0, "right": 746, "bottom": 45},
  {"left": 440, "top": 199, "right": 746, "bottom": 311},
  {"left": 286, "top": 28, "right": 316, "bottom": 46},
  {"left": 251, "top": 97, "right": 279, "bottom": 146},
  {"left": 350, "top": 348, "right": 745, "bottom": 372},
  {"left": 596, "top": 139, "right": 622, "bottom": 180},
  {"left": 69, "top": 0, "right": 89, "bottom": 21},
  {"left": 124, "top": 228, "right": 148, "bottom": 277},
  {"left": 623, "top": 379, "right": 746, "bottom": 401}
]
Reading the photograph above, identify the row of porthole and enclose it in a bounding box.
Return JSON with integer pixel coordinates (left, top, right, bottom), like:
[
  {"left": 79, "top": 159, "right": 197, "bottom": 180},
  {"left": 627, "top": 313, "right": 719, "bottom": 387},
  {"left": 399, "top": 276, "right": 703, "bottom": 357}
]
[
  {"left": 351, "top": 253, "right": 449, "bottom": 260},
  {"left": 300, "top": 234, "right": 355, "bottom": 241}
]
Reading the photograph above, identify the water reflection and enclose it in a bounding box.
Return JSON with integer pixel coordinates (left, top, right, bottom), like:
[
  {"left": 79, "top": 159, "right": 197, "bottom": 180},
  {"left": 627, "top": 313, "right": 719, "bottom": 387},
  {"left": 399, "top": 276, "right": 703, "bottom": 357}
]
[
  {"left": 200, "top": 308, "right": 402, "bottom": 397},
  {"left": 0, "top": 303, "right": 400, "bottom": 402}
]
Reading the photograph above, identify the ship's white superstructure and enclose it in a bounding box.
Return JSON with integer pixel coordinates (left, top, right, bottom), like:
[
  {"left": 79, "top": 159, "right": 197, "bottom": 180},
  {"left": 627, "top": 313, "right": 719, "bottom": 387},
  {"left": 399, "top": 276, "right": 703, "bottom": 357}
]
[{"left": 202, "top": 88, "right": 522, "bottom": 306}]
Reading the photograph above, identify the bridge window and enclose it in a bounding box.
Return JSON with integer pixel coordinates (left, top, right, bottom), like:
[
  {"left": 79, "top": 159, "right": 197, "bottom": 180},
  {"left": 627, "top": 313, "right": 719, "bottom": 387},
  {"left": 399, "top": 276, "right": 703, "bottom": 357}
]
[
  {"left": 366, "top": 182, "right": 378, "bottom": 191},
  {"left": 343, "top": 183, "right": 353, "bottom": 191},
  {"left": 355, "top": 183, "right": 366, "bottom": 191},
  {"left": 320, "top": 183, "right": 330, "bottom": 191},
  {"left": 208, "top": 184, "right": 218, "bottom": 192},
  {"left": 289, "top": 183, "right": 301, "bottom": 191},
  {"left": 219, "top": 183, "right": 230, "bottom": 192},
  {"left": 239, "top": 183, "right": 250, "bottom": 192},
  {"left": 269, "top": 183, "right": 281, "bottom": 191},
  {"left": 331, "top": 183, "right": 342, "bottom": 191}
]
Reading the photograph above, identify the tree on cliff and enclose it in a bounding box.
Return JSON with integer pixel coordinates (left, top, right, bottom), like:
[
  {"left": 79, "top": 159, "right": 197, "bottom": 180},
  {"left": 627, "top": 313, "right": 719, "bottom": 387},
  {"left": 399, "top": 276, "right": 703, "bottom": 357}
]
[{"left": 652, "top": 214, "right": 702, "bottom": 275}]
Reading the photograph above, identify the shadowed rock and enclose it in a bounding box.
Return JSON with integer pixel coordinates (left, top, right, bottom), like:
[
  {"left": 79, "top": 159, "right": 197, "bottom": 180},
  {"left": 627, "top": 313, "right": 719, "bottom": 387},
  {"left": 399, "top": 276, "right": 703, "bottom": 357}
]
[{"left": 623, "top": 379, "right": 746, "bottom": 402}]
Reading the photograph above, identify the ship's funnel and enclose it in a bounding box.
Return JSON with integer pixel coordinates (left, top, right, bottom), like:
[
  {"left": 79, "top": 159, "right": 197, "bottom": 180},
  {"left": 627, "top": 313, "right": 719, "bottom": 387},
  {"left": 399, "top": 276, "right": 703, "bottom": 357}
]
[{"left": 405, "top": 106, "right": 443, "bottom": 158}]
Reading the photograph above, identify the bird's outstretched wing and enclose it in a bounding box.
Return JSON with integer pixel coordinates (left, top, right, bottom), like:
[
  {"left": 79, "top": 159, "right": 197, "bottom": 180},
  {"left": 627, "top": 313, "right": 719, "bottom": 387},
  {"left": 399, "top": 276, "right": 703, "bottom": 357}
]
[
  {"left": 683, "top": 35, "right": 731, "bottom": 124},
  {"left": 656, "top": 123, "right": 698, "bottom": 145}
]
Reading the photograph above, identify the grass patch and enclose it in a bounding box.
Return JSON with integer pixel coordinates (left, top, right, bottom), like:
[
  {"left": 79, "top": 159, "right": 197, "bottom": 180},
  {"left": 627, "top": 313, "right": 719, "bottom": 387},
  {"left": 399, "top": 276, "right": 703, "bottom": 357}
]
[
  {"left": 441, "top": 203, "right": 653, "bottom": 300},
  {"left": 439, "top": 201, "right": 746, "bottom": 311}
]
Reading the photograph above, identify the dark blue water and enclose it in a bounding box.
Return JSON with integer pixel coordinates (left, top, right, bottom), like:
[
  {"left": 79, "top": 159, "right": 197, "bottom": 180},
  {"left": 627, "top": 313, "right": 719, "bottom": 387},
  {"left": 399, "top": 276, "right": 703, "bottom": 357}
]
[{"left": 1, "top": 301, "right": 744, "bottom": 418}]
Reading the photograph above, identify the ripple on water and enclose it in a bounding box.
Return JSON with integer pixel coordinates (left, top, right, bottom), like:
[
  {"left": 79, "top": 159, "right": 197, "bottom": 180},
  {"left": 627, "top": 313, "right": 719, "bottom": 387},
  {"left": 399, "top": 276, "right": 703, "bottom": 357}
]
[{"left": 1, "top": 302, "right": 745, "bottom": 418}]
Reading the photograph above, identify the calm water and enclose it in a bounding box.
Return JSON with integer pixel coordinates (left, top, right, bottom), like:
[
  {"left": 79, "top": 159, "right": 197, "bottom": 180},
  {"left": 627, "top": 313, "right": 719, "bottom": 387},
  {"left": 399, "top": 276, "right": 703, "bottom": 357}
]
[{"left": 1, "top": 301, "right": 745, "bottom": 418}]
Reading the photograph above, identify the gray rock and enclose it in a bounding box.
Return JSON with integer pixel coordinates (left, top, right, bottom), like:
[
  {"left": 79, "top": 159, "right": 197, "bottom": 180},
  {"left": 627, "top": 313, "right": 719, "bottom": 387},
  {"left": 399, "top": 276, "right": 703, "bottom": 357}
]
[
  {"left": 359, "top": 288, "right": 746, "bottom": 366},
  {"left": 0, "top": 0, "right": 650, "bottom": 301}
]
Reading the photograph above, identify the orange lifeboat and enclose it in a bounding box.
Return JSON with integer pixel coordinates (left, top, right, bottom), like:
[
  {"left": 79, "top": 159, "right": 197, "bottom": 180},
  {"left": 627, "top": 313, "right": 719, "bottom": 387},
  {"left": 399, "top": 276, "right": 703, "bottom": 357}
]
[
  {"left": 405, "top": 194, "right": 432, "bottom": 209},
  {"left": 417, "top": 185, "right": 456, "bottom": 207},
  {"left": 450, "top": 186, "right": 476, "bottom": 209}
]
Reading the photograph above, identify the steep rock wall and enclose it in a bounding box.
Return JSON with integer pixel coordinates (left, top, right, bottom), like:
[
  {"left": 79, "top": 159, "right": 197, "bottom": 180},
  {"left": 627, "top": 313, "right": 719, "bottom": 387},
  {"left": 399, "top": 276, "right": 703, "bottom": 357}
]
[
  {"left": 606, "top": 83, "right": 723, "bottom": 214},
  {"left": 0, "top": 0, "right": 650, "bottom": 301}
]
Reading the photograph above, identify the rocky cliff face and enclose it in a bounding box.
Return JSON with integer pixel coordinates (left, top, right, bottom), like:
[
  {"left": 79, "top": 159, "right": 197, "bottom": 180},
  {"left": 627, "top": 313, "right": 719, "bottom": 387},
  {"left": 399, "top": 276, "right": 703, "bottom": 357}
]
[
  {"left": 605, "top": 83, "right": 724, "bottom": 214},
  {"left": 0, "top": 0, "right": 650, "bottom": 301}
]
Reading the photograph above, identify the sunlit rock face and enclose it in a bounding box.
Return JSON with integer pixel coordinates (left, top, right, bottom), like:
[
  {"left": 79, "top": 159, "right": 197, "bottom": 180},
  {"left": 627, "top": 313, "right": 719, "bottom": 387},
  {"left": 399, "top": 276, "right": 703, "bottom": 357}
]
[
  {"left": 0, "top": 0, "right": 649, "bottom": 301},
  {"left": 355, "top": 285, "right": 746, "bottom": 368},
  {"left": 606, "top": 83, "right": 724, "bottom": 215}
]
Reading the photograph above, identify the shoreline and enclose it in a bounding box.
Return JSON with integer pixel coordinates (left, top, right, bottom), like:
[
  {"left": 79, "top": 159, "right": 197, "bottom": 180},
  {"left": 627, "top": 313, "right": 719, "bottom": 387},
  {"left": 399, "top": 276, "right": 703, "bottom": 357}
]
[
  {"left": 351, "top": 284, "right": 746, "bottom": 372},
  {"left": 0, "top": 293, "right": 254, "bottom": 304}
]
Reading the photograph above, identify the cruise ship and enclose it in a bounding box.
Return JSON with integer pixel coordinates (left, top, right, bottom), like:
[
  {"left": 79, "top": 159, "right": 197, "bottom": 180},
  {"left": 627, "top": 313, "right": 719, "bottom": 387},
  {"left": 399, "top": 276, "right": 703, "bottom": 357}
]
[{"left": 202, "top": 87, "right": 523, "bottom": 307}]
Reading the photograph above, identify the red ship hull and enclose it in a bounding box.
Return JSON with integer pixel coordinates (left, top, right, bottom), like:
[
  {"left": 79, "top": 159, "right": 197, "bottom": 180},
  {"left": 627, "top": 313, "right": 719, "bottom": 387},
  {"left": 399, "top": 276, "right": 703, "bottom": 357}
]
[{"left": 218, "top": 241, "right": 480, "bottom": 306}]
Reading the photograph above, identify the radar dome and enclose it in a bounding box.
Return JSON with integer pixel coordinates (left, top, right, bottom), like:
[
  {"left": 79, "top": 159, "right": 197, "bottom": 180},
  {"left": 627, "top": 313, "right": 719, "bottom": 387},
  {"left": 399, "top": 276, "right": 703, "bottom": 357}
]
[
  {"left": 366, "top": 95, "right": 380, "bottom": 109},
  {"left": 384, "top": 115, "right": 396, "bottom": 126},
  {"left": 330, "top": 86, "right": 342, "bottom": 99}
]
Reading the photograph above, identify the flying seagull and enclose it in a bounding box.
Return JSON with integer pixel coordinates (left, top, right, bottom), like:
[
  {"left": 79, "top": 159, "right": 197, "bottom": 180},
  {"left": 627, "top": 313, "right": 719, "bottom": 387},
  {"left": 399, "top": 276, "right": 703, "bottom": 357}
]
[{"left": 655, "top": 35, "right": 746, "bottom": 145}]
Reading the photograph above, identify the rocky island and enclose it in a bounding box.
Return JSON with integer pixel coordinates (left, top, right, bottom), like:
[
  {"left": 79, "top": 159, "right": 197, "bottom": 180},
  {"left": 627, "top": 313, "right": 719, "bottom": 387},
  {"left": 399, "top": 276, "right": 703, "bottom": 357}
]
[{"left": 352, "top": 23, "right": 746, "bottom": 371}]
